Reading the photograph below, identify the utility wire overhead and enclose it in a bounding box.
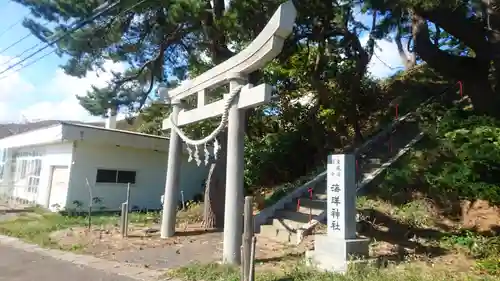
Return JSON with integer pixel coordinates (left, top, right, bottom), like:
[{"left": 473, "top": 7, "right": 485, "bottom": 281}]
[
  {"left": 1, "top": 41, "right": 43, "bottom": 66},
  {"left": 0, "top": 12, "right": 51, "bottom": 56},
  {"left": 0, "top": 15, "right": 27, "bottom": 39},
  {"left": 0, "top": 33, "right": 32, "bottom": 54},
  {"left": 0, "top": 0, "right": 31, "bottom": 39},
  {"left": 0, "top": 0, "right": 122, "bottom": 77},
  {"left": 2, "top": 48, "right": 57, "bottom": 77},
  {"left": 0, "top": 0, "right": 149, "bottom": 81}
]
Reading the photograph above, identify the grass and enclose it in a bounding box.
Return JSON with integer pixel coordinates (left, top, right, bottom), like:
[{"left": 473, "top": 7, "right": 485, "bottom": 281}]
[
  {"left": 440, "top": 230, "right": 500, "bottom": 276},
  {"left": 167, "top": 260, "right": 497, "bottom": 281},
  {"left": 356, "top": 195, "right": 500, "bottom": 277},
  {"left": 356, "top": 196, "right": 436, "bottom": 229},
  {"left": 0, "top": 203, "right": 203, "bottom": 249}
]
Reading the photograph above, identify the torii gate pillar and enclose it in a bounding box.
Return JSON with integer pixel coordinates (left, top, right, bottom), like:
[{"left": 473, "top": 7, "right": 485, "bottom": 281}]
[{"left": 223, "top": 74, "right": 247, "bottom": 264}]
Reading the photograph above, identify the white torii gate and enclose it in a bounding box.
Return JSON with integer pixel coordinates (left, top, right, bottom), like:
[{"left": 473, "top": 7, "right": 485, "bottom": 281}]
[{"left": 159, "top": 1, "right": 297, "bottom": 264}]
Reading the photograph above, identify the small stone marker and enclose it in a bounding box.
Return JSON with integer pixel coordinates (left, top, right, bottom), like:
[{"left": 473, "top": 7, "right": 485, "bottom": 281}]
[{"left": 306, "top": 154, "right": 369, "bottom": 273}]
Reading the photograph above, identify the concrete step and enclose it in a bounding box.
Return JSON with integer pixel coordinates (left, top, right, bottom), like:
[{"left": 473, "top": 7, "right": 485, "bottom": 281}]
[
  {"left": 358, "top": 160, "right": 382, "bottom": 172},
  {"left": 363, "top": 157, "right": 382, "bottom": 165},
  {"left": 273, "top": 210, "right": 319, "bottom": 230},
  {"left": 291, "top": 198, "right": 326, "bottom": 210},
  {"left": 296, "top": 178, "right": 327, "bottom": 196},
  {"left": 259, "top": 224, "right": 295, "bottom": 243},
  {"left": 311, "top": 192, "right": 327, "bottom": 200},
  {"left": 284, "top": 204, "right": 324, "bottom": 216}
]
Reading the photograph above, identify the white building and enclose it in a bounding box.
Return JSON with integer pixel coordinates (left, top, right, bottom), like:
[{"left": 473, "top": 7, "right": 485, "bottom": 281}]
[{"left": 0, "top": 119, "right": 209, "bottom": 212}]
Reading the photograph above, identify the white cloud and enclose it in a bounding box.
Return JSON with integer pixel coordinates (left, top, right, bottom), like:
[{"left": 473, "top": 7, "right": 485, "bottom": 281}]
[
  {"left": 21, "top": 61, "right": 127, "bottom": 122},
  {"left": 0, "top": 56, "right": 35, "bottom": 103},
  {"left": 47, "top": 61, "right": 126, "bottom": 98},
  {"left": 0, "top": 102, "right": 11, "bottom": 121},
  {"left": 0, "top": 57, "right": 127, "bottom": 123},
  {"left": 360, "top": 35, "right": 405, "bottom": 78},
  {"left": 20, "top": 99, "right": 99, "bottom": 122}
]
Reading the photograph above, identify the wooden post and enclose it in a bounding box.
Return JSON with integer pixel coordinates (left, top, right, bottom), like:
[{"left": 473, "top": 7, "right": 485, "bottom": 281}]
[
  {"left": 180, "top": 190, "right": 185, "bottom": 210},
  {"left": 240, "top": 245, "right": 245, "bottom": 281},
  {"left": 126, "top": 182, "right": 131, "bottom": 210},
  {"left": 249, "top": 236, "right": 257, "bottom": 281},
  {"left": 242, "top": 196, "right": 254, "bottom": 281},
  {"left": 121, "top": 202, "right": 129, "bottom": 237},
  {"left": 85, "top": 178, "right": 93, "bottom": 231}
]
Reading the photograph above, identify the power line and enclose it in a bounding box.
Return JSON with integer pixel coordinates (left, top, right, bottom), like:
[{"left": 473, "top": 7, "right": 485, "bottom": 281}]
[
  {"left": 1, "top": 48, "right": 57, "bottom": 77},
  {"left": 0, "top": 12, "right": 52, "bottom": 57},
  {"left": 0, "top": 14, "right": 50, "bottom": 57},
  {"left": 0, "top": 40, "right": 42, "bottom": 66},
  {"left": 0, "top": 0, "right": 149, "bottom": 81},
  {"left": 0, "top": 0, "right": 121, "bottom": 77},
  {"left": 0, "top": 33, "right": 32, "bottom": 54},
  {"left": 0, "top": 15, "right": 27, "bottom": 39},
  {"left": 0, "top": 0, "right": 31, "bottom": 38}
]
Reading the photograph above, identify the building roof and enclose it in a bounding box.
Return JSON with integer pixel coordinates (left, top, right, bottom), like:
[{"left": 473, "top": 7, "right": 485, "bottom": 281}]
[
  {"left": 60, "top": 121, "right": 169, "bottom": 141},
  {"left": 0, "top": 120, "right": 172, "bottom": 152},
  {"left": 0, "top": 120, "right": 61, "bottom": 139},
  {"left": 0, "top": 118, "right": 140, "bottom": 139}
]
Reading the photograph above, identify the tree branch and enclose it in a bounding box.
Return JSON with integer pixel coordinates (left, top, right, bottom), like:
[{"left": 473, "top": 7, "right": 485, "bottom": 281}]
[
  {"left": 416, "top": 6, "right": 490, "bottom": 57},
  {"left": 201, "top": 0, "right": 233, "bottom": 63},
  {"left": 412, "top": 12, "right": 489, "bottom": 81},
  {"left": 396, "top": 17, "right": 416, "bottom": 69},
  {"left": 433, "top": 23, "right": 440, "bottom": 46}
]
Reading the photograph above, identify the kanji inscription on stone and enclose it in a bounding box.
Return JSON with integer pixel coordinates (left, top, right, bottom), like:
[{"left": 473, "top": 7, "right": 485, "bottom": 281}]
[{"left": 326, "top": 154, "right": 356, "bottom": 239}]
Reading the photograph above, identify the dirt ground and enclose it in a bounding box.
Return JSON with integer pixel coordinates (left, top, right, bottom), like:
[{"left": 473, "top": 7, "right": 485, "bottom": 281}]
[
  {"left": 45, "top": 198, "right": 500, "bottom": 273},
  {"left": 50, "top": 223, "right": 222, "bottom": 269},
  {"left": 461, "top": 199, "right": 500, "bottom": 235},
  {"left": 49, "top": 222, "right": 309, "bottom": 271}
]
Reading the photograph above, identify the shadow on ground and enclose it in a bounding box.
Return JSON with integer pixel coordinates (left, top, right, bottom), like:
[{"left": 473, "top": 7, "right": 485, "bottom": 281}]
[{"left": 358, "top": 208, "right": 448, "bottom": 258}]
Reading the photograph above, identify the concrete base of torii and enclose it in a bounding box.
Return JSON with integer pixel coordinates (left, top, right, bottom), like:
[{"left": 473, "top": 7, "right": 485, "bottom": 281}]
[{"left": 305, "top": 234, "right": 370, "bottom": 273}]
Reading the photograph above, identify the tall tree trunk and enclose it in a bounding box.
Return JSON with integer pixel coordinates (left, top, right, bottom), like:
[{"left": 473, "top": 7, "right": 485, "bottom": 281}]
[
  {"left": 202, "top": 131, "right": 227, "bottom": 229},
  {"left": 345, "top": 12, "right": 376, "bottom": 145},
  {"left": 199, "top": 0, "right": 234, "bottom": 229},
  {"left": 396, "top": 21, "right": 416, "bottom": 69},
  {"left": 411, "top": 12, "right": 500, "bottom": 116}
]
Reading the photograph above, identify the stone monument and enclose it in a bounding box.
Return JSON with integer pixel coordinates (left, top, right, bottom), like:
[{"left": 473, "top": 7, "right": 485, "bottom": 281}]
[{"left": 306, "top": 154, "right": 370, "bottom": 273}]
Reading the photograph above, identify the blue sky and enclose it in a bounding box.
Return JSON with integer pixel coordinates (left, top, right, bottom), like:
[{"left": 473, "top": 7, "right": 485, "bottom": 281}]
[{"left": 0, "top": 1, "right": 404, "bottom": 123}]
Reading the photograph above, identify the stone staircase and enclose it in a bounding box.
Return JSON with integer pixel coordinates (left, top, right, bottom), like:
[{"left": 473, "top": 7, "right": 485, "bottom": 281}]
[{"left": 257, "top": 115, "right": 423, "bottom": 243}]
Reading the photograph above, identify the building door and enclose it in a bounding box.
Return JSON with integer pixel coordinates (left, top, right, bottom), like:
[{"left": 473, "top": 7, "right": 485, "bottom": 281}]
[{"left": 48, "top": 166, "right": 69, "bottom": 210}]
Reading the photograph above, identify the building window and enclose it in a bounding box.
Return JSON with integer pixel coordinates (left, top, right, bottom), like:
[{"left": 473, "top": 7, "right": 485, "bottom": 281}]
[
  {"left": 96, "top": 169, "right": 136, "bottom": 184},
  {"left": 0, "top": 148, "right": 5, "bottom": 181},
  {"left": 11, "top": 150, "right": 43, "bottom": 194}
]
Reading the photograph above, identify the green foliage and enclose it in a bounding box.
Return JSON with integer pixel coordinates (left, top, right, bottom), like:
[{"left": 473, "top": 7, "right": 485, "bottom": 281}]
[
  {"left": 421, "top": 105, "right": 500, "bottom": 204},
  {"left": 379, "top": 97, "right": 500, "bottom": 205},
  {"left": 475, "top": 256, "right": 500, "bottom": 276},
  {"left": 243, "top": 116, "right": 319, "bottom": 188},
  {"left": 169, "top": 260, "right": 497, "bottom": 281},
  {"left": 441, "top": 230, "right": 500, "bottom": 276},
  {"left": 441, "top": 230, "right": 494, "bottom": 257}
]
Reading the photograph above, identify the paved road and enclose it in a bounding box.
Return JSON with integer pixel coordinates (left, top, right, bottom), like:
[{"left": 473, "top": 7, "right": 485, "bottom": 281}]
[{"left": 0, "top": 244, "right": 137, "bottom": 281}]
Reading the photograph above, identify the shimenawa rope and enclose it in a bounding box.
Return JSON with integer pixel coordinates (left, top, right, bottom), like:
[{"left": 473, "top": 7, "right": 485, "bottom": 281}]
[{"left": 167, "top": 85, "right": 243, "bottom": 165}]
